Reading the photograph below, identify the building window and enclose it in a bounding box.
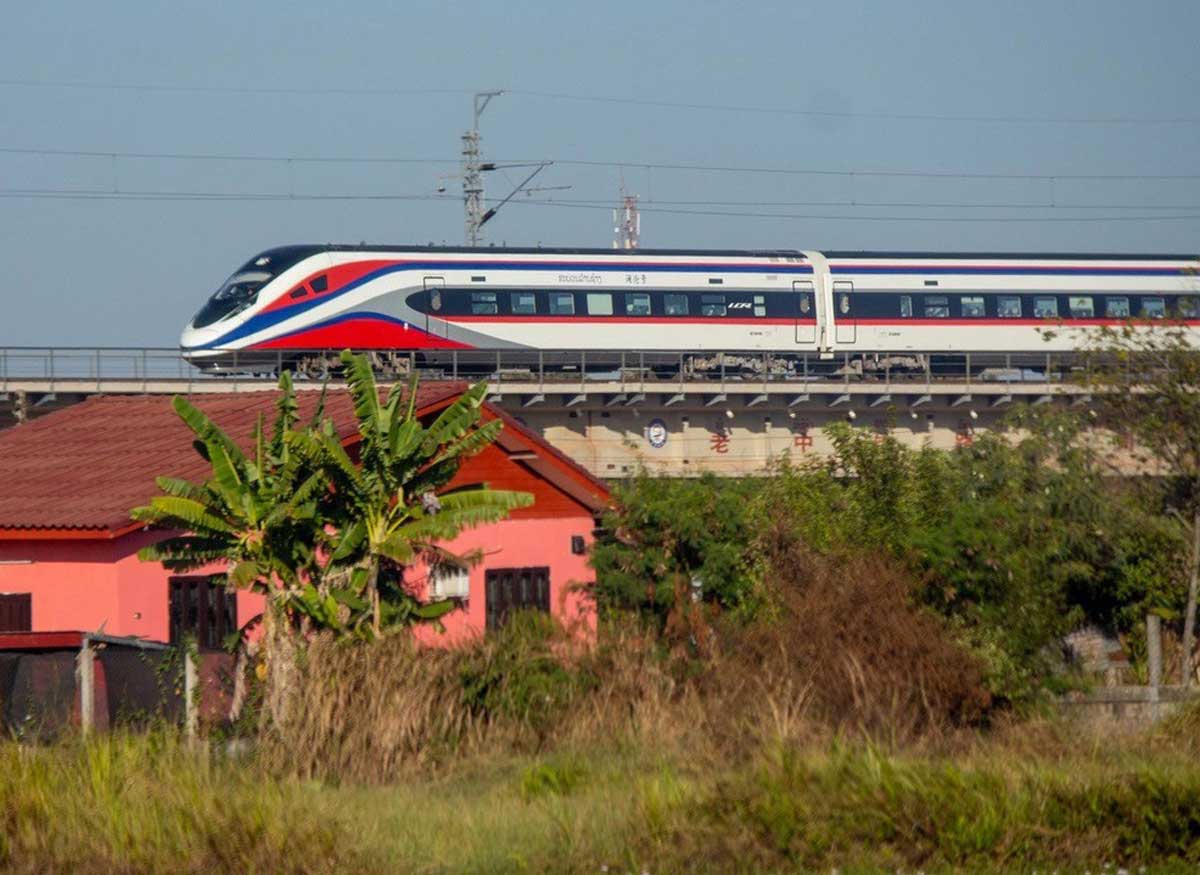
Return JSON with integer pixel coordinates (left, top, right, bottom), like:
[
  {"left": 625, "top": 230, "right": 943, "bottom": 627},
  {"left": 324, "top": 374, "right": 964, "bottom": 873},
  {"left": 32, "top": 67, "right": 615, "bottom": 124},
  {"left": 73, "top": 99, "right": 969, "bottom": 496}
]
[
  {"left": 701, "top": 294, "right": 726, "bottom": 317},
  {"left": 549, "top": 292, "right": 575, "bottom": 315},
  {"left": 1142, "top": 296, "right": 1166, "bottom": 319},
  {"left": 997, "top": 295, "right": 1022, "bottom": 318},
  {"left": 168, "top": 576, "right": 237, "bottom": 650},
  {"left": 586, "top": 293, "right": 613, "bottom": 316},
  {"left": 1034, "top": 296, "right": 1059, "bottom": 319},
  {"left": 511, "top": 292, "right": 537, "bottom": 315},
  {"left": 1105, "top": 296, "right": 1130, "bottom": 318},
  {"left": 665, "top": 293, "right": 689, "bottom": 316},
  {"left": 484, "top": 566, "right": 550, "bottom": 631},
  {"left": 625, "top": 293, "right": 652, "bottom": 316},
  {"left": 961, "top": 296, "right": 986, "bottom": 318},
  {"left": 0, "top": 593, "right": 31, "bottom": 633},
  {"left": 470, "top": 292, "right": 498, "bottom": 315},
  {"left": 1069, "top": 296, "right": 1095, "bottom": 318},
  {"left": 924, "top": 296, "right": 949, "bottom": 318},
  {"left": 899, "top": 296, "right": 912, "bottom": 317},
  {"left": 429, "top": 564, "right": 470, "bottom": 601}
]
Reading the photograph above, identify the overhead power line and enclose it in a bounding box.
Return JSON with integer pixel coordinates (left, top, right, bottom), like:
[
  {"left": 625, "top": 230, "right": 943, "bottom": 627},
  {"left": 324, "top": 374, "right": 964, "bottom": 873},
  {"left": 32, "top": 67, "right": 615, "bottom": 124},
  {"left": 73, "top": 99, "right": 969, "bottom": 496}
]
[
  {"left": 3, "top": 186, "right": 1199, "bottom": 222},
  {"left": 2, "top": 77, "right": 1198, "bottom": 126},
  {"left": 3, "top": 144, "right": 1199, "bottom": 182}
]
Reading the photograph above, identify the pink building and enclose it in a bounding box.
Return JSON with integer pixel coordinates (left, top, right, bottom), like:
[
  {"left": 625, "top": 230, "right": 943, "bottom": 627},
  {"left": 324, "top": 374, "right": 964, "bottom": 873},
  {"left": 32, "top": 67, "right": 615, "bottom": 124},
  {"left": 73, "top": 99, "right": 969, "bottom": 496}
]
[{"left": 0, "top": 385, "right": 609, "bottom": 648}]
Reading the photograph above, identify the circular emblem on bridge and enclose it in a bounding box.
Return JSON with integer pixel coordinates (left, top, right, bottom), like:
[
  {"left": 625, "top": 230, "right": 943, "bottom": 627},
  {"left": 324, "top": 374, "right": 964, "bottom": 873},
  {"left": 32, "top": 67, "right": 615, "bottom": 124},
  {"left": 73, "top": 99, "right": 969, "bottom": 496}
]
[{"left": 645, "top": 418, "right": 669, "bottom": 449}]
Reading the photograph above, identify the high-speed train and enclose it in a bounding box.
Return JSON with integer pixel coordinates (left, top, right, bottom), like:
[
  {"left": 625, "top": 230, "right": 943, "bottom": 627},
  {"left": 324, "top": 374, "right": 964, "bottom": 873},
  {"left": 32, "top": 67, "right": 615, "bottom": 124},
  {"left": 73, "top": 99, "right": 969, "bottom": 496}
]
[{"left": 180, "top": 244, "right": 1200, "bottom": 371}]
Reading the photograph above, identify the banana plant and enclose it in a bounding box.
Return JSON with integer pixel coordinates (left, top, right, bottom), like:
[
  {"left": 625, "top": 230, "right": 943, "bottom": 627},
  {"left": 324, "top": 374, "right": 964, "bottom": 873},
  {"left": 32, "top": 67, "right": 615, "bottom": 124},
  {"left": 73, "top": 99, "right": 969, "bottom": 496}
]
[
  {"left": 300, "top": 350, "right": 534, "bottom": 636},
  {"left": 130, "top": 373, "right": 350, "bottom": 631}
]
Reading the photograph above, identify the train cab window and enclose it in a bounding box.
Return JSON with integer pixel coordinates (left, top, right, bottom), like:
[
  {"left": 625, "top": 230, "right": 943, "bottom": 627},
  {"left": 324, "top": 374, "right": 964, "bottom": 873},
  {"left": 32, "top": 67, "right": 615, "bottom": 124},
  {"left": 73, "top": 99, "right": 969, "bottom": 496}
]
[
  {"left": 625, "top": 293, "right": 651, "bottom": 316},
  {"left": 311, "top": 275, "right": 328, "bottom": 293},
  {"left": 1069, "top": 296, "right": 1095, "bottom": 318},
  {"left": 1179, "top": 297, "right": 1200, "bottom": 319},
  {"left": 1033, "top": 297, "right": 1059, "bottom": 319},
  {"left": 549, "top": 292, "right": 575, "bottom": 316},
  {"left": 754, "top": 295, "right": 767, "bottom": 317},
  {"left": 1142, "top": 297, "right": 1166, "bottom": 319},
  {"left": 997, "top": 295, "right": 1022, "bottom": 318},
  {"left": 289, "top": 286, "right": 308, "bottom": 300},
  {"left": 511, "top": 292, "right": 537, "bottom": 315},
  {"left": 961, "top": 296, "right": 986, "bottom": 318},
  {"left": 470, "top": 292, "right": 498, "bottom": 315},
  {"left": 899, "top": 296, "right": 912, "bottom": 318},
  {"left": 1105, "top": 296, "right": 1130, "bottom": 318},
  {"left": 665, "top": 294, "right": 689, "bottom": 316},
  {"left": 586, "top": 293, "right": 613, "bottom": 316},
  {"left": 701, "top": 294, "right": 726, "bottom": 317},
  {"left": 923, "top": 296, "right": 949, "bottom": 318},
  {"left": 799, "top": 294, "right": 812, "bottom": 315}
]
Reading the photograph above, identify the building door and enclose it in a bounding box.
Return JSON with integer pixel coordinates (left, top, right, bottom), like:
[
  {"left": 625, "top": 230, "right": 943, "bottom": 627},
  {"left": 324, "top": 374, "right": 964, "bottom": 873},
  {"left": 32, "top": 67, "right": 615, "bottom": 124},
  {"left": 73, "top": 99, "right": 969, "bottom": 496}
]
[
  {"left": 485, "top": 567, "right": 550, "bottom": 631},
  {"left": 794, "top": 280, "right": 816, "bottom": 344},
  {"left": 0, "top": 593, "right": 31, "bottom": 632},
  {"left": 423, "top": 276, "right": 446, "bottom": 336},
  {"left": 833, "top": 281, "right": 856, "bottom": 344}
]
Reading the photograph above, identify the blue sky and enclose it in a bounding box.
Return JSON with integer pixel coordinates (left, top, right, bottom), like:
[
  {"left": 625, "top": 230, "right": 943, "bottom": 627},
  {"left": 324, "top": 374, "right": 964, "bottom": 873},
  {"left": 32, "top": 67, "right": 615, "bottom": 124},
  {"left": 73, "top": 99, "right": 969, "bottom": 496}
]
[{"left": 1, "top": 0, "right": 1198, "bottom": 345}]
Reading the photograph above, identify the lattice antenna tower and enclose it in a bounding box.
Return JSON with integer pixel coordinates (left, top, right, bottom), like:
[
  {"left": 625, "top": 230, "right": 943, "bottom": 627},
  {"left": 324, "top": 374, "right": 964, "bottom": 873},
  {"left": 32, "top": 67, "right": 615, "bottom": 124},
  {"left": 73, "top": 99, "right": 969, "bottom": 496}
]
[
  {"left": 462, "top": 90, "right": 503, "bottom": 246},
  {"left": 613, "top": 178, "right": 640, "bottom": 250}
]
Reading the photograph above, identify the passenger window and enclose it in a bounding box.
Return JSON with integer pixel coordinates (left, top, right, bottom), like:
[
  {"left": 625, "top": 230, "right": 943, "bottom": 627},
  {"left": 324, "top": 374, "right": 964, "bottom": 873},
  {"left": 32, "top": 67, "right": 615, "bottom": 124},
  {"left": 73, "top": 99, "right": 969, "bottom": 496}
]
[
  {"left": 586, "top": 293, "right": 613, "bottom": 316},
  {"left": 924, "top": 296, "right": 949, "bottom": 318},
  {"left": 753, "top": 295, "right": 766, "bottom": 317},
  {"left": 1034, "top": 297, "right": 1059, "bottom": 319},
  {"left": 900, "top": 296, "right": 912, "bottom": 318},
  {"left": 961, "top": 296, "right": 985, "bottom": 318},
  {"left": 549, "top": 292, "right": 575, "bottom": 315},
  {"left": 289, "top": 286, "right": 308, "bottom": 300},
  {"left": 1105, "top": 296, "right": 1129, "bottom": 318},
  {"left": 701, "top": 294, "right": 726, "bottom": 317},
  {"left": 470, "top": 292, "right": 498, "bottom": 315},
  {"left": 430, "top": 290, "right": 441, "bottom": 311},
  {"left": 799, "top": 294, "right": 811, "bottom": 315},
  {"left": 997, "top": 295, "right": 1022, "bottom": 318},
  {"left": 1179, "top": 297, "right": 1200, "bottom": 319},
  {"left": 625, "top": 293, "right": 651, "bottom": 316},
  {"left": 838, "top": 293, "right": 851, "bottom": 315},
  {"left": 1142, "top": 297, "right": 1165, "bottom": 319},
  {"left": 665, "top": 294, "right": 689, "bottom": 316},
  {"left": 511, "top": 292, "right": 537, "bottom": 315},
  {"left": 311, "top": 275, "right": 328, "bottom": 293},
  {"left": 1069, "top": 296, "right": 1095, "bottom": 318}
]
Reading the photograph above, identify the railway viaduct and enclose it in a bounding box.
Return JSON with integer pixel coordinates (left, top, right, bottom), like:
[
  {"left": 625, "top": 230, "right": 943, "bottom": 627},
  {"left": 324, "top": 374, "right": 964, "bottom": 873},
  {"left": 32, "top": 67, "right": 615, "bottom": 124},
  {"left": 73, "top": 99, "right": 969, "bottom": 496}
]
[{"left": 0, "top": 347, "right": 1105, "bottom": 477}]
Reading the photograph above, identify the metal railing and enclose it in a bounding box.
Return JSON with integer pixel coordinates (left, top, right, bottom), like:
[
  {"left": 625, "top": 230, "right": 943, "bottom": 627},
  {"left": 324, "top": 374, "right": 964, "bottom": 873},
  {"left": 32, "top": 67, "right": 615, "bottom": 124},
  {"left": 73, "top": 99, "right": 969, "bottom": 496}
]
[{"left": 0, "top": 346, "right": 1085, "bottom": 393}]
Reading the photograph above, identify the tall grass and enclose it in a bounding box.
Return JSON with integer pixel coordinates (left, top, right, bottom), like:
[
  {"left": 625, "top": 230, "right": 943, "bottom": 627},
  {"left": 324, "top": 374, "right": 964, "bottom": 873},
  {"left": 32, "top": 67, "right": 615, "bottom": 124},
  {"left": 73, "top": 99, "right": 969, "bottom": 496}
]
[{"left": 0, "top": 733, "right": 356, "bottom": 874}]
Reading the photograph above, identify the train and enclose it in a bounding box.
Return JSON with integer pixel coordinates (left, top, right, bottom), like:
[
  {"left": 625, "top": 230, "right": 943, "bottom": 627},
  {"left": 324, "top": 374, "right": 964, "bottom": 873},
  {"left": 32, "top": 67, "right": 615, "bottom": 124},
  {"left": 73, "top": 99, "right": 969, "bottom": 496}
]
[{"left": 179, "top": 244, "right": 1200, "bottom": 373}]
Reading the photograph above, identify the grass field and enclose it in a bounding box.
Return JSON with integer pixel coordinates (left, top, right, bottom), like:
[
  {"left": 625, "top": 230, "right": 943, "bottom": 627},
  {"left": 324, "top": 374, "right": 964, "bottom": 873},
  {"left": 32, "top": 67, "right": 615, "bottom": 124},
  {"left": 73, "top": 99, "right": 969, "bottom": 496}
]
[{"left": 4, "top": 718, "right": 1200, "bottom": 875}]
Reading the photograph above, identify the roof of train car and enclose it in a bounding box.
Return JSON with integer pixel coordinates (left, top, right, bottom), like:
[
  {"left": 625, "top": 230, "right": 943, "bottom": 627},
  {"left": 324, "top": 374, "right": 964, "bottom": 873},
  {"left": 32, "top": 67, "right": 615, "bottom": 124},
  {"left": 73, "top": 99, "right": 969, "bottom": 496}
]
[{"left": 267, "top": 244, "right": 1198, "bottom": 262}]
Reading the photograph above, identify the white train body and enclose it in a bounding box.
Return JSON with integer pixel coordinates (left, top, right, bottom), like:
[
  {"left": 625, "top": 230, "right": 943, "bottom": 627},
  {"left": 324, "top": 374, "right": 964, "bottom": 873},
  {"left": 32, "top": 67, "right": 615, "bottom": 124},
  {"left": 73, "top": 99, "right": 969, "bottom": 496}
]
[{"left": 179, "top": 245, "right": 1200, "bottom": 367}]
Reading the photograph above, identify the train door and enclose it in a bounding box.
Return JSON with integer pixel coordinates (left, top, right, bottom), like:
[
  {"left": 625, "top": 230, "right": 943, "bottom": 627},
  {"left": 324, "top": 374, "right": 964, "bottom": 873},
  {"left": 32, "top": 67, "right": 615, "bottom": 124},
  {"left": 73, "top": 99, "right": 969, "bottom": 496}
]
[
  {"left": 833, "top": 281, "right": 856, "bottom": 344},
  {"left": 423, "top": 276, "right": 446, "bottom": 336},
  {"left": 794, "top": 280, "right": 816, "bottom": 343}
]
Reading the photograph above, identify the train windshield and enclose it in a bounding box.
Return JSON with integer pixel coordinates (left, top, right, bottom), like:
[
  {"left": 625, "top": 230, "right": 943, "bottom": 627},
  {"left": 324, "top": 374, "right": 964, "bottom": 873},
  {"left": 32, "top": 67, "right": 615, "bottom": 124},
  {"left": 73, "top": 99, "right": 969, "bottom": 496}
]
[
  {"left": 190, "top": 245, "right": 325, "bottom": 329},
  {"left": 191, "top": 271, "right": 272, "bottom": 328}
]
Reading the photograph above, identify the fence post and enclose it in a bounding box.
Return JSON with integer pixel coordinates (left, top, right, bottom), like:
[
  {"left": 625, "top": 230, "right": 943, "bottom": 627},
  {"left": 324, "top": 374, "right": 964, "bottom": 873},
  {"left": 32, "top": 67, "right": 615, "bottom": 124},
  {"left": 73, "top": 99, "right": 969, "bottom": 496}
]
[
  {"left": 184, "top": 646, "right": 199, "bottom": 742},
  {"left": 1147, "top": 613, "right": 1162, "bottom": 703},
  {"left": 77, "top": 636, "right": 95, "bottom": 736}
]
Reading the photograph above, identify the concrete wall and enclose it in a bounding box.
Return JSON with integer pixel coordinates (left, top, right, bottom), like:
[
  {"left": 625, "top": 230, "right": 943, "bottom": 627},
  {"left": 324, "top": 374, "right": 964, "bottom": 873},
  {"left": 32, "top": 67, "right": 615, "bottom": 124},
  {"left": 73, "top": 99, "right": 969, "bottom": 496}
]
[{"left": 1058, "top": 686, "right": 1199, "bottom": 734}]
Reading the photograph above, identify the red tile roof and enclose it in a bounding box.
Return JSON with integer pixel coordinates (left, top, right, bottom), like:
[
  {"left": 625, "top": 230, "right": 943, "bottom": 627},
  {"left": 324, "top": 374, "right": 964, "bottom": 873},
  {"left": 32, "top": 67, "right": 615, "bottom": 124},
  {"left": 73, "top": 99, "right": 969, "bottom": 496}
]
[{"left": 0, "top": 382, "right": 608, "bottom": 537}]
